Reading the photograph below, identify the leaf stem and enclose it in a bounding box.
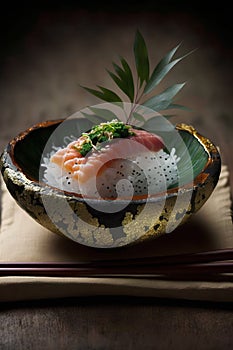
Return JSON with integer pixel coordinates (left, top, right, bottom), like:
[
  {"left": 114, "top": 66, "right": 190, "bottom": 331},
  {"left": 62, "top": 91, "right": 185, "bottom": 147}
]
[{"left": 127, "top": 77, "right": 141, "bottom": 124}]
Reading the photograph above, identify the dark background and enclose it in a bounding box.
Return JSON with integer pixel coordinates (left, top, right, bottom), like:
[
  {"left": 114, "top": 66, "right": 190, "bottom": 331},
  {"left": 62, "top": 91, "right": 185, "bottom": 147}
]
[{"left": 0, "top": 1, "right": 232, "bottom": 63}]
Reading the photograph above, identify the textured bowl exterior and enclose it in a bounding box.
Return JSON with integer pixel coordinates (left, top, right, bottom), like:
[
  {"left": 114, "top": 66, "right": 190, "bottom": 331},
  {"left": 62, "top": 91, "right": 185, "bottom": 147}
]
[{"left": 0, "top": 121, "right": 221, "bottom": 248}]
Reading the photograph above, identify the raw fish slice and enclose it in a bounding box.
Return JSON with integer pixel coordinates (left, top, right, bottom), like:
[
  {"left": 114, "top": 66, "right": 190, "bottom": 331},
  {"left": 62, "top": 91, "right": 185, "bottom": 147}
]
[
  {"left": 76, "top": 137, "right": 154, "bottom": 183},
  {"left": 130, "top": 129, "right": 164, "bottom": 152},
  {"left": 50, "top": 129, "right": 164, "bottom": 185}
]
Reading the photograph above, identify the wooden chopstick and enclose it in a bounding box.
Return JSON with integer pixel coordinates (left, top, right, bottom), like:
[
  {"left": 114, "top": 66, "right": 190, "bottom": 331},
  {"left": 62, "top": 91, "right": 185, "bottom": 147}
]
[
  {"left": 0, "top": 262, "right": 233, "bottom": 275},
  {"left": 0, "top": 249, "right": 233, "bottom": 281},
  {"left": 0, "top": 263, "right": 232, "bottom": 281}
]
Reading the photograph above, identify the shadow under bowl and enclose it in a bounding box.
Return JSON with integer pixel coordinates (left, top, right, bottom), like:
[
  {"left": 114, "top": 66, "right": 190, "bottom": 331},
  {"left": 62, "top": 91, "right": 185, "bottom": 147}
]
[{"left": 0, "top": 119, "right": 221, "bottom": 248}]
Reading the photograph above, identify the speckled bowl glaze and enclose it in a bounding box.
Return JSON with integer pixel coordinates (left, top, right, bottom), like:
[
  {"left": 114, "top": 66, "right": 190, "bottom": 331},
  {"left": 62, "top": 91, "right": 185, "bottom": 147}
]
[{"left": 0, "top": 119, "right": 221, "bottom": 248}]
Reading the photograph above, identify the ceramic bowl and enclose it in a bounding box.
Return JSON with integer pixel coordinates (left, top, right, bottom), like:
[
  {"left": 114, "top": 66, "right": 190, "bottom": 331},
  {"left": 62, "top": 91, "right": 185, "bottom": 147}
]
[{"left": 0, "top": 119, "right": 221, "bottom": 248}]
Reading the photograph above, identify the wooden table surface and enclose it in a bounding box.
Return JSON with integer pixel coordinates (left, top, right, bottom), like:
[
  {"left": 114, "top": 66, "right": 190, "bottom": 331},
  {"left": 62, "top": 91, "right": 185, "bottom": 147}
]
[
  {"left": 0, "top": 4, "right": 232, "bottom": 349},
  {"left": 0, "top": 297, "right": 233, "bottom": 350}
]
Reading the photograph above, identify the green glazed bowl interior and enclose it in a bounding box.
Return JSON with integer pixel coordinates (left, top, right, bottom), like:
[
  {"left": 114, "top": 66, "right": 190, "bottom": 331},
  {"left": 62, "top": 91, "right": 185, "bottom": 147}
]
[{"left": 0, "top": 119, "right": 221, "bottom": 248}]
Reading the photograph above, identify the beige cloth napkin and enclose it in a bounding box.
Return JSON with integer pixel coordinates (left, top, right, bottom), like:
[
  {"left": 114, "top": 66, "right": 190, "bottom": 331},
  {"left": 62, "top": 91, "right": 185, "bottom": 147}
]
[{"left": 0, "top": 165, "right": 232, "bottom": 302}]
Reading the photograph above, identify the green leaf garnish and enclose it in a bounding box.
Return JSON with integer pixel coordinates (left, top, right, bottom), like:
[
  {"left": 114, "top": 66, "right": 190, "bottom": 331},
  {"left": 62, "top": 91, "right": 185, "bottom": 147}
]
[
  {"left": 132, "top": 111, "right": 146, "bottom": 123},
  {"left": 144, "top": 47, "right": 195, "bottom": 94},
  {"left": 82, "top": 30, "right": 193, "bottom": 124},
  {"left": 108, "top": 57, "right": 134, "bottom": 102},
  {"left": 81, "top": 85, "right": 122, "bottom": 103},
  {"left": 134, "top": 29, "right": 150, "bottom": 87},
  {"left": 80, "top": 111, "right": 107, "bottom": 125},
  {"left": 143, "top": 83, "right": 186, "bottom": 110},
  {"left": 89, "top": 106, "right": 120, "bottom": 121},
  {"left": 156, "top": 43, "right": 182, "bottom": 69}
]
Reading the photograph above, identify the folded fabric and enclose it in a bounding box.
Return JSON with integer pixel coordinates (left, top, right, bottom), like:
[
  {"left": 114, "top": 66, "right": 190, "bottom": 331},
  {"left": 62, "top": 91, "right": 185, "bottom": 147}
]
[
  {"left": 0, "top": 164, "right": 232, "bottom": 302},
  {"left": 1, "top": 277, "right": 233, "bottom": 303}
]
